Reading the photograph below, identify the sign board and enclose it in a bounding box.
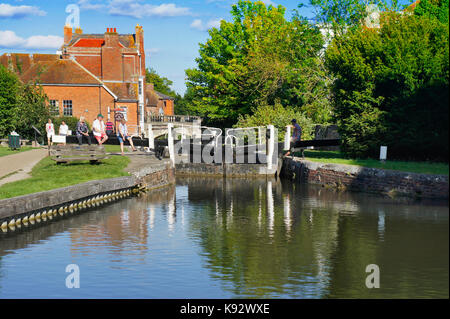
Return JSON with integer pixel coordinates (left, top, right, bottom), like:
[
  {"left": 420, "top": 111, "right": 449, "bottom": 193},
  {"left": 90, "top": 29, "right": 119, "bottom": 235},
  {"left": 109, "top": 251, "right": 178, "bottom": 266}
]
[
  {"left": 52, "top": 135, "right": 66, "bottom": 144},
  {"left": 114, "top": 112, "right": 125, "bottom": 122},
  {"left": 380, "top": 146, "right": 388, "bottom": 161}
]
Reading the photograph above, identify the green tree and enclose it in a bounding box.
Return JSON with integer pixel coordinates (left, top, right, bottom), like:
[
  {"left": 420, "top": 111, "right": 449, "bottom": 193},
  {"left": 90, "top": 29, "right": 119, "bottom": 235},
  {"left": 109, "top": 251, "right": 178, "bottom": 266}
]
[
  {"left": 145, "top": 68, "right": 176, "bottom": 97},
  {"left": 413, "top": 0, "right": 449, "bottom": 24},
  {"left": 326, "top": 12, "right": 449, "bottom": 160},
  {"left": 185, "top": 0, "right": 328, "bottom": 127},
  {"left": 236, "top": 101, "right": 315, "bottom": 141},
  {"left": 0, "top": 65, "right": 20, "bottom": 137},
  {"left": 15, "top": 83, "right": 50, "bottom": 139}
]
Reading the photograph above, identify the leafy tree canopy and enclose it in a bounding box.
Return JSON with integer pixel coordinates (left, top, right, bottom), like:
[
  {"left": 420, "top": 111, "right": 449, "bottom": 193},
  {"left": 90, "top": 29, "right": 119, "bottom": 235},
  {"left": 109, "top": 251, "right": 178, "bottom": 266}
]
[
  {"left": 145, "top": 68, "right": 177, "bottom": 97},
  {"left": 0, "top": 66, "right": 50, "bottom": 139},
  {"left": 326, "top": 12, "right": 449, "bottom": 160},
  {"left": 413, "top": 0, "right": 449, "bottom": 24},
  {"left": 185, "top": 0, "right": 329, "bottom": 127}
]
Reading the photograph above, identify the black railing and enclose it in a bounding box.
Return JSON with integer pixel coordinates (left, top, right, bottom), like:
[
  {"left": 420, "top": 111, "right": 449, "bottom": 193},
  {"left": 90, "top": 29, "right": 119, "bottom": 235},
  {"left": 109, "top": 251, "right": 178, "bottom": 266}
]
[{"left": 149, "top": 115, "right": 202, "bottom": 123}]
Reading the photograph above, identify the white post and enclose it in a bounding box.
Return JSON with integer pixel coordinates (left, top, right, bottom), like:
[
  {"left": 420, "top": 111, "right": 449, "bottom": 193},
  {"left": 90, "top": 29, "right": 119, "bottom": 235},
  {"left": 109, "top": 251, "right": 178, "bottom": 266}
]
[
  {"left": 284, "top": 125, "right": 291, "bottom": 151},
  {"left": 168, "top": 123, "right": 175, "bottom": 168},
  {"left": 380, "top": 146, "right": 387, "bottom": 162},
  {"left": 258, "top": 127, "right": 264, "bottom": 145},
  {"left": 267, "top": 125, "right": 275, "bottom": 170},
  {"left": 181, "top": 125, "right": 186, "bottom": 141},
  {"left": 148, "top": 124, "right": 154, "bottom": 149}
]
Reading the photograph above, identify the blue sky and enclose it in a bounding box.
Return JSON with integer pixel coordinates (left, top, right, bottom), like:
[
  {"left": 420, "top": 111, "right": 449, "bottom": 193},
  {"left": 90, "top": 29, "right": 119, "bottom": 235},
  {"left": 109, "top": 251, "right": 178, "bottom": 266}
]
[
  {"left": 0, "top": 0, "right": 411, "bottom": 94},
  {"left": 0, "top": 0, "right": 317, "bottom": 94}
]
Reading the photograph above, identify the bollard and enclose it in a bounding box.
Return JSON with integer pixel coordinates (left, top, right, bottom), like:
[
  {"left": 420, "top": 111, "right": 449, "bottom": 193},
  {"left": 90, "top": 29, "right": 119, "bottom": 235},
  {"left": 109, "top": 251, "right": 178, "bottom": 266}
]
[
  {"left": 148, "top": 124, "right": 155, "bottom": 150},
  {"left": 284, "top": 125, "right": 291, "bottom": 151},
  {"left": 168, "top": 123, "right": 175, "bottom": 168}
]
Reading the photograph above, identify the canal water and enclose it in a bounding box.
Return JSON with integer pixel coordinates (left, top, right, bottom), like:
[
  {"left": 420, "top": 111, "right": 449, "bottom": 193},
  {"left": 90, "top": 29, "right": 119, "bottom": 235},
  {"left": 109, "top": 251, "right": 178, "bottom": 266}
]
[{"left": 0, "top": 177, "right": 448, "bottom": 299}]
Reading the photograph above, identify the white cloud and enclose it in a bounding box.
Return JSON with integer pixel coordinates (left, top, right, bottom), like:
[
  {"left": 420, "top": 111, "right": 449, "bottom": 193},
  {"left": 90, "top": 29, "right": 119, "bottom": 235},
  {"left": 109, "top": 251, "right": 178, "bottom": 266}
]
[
  {"left": 78, "top": 1, "right": 191, "bottom": 18},
  {"left": 0, "top": 30, "right": 24, "bottom": 47},
  {"left": 77, "top": 0, "right": 105, "bottom": 10},
  {"left": 190, "top": 18, "right": 223, "bottom": 31},
  {"left": 261, "top": 0, "right": 276, "bottom": 6},
  {"left": 109, "top": 2, "right": 191, "bottom": 18},
  {"left": 0, "top": 30, "right": 63, "bottom": 49},
  {"left": 147, "top": 48, "right": 161, "bottom": 56},
  {"left": 24, "top": 35, "right": 64, "bottom": 49},
  {"left": 0, "top": 3, "right": 46, "bottom": 18}
]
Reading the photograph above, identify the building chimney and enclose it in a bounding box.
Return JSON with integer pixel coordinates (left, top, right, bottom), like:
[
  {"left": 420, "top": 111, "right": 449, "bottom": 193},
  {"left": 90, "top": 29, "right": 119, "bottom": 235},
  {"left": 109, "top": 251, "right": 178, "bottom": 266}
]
[
  {"left": 64, "top": 25, "right": 73, "bottom": 45},
  {"left": 104, "top": 27, "right": 119, "bottom": 47},
  {"left": 75, "top": 27, "right": 83, "bottom": 34}
]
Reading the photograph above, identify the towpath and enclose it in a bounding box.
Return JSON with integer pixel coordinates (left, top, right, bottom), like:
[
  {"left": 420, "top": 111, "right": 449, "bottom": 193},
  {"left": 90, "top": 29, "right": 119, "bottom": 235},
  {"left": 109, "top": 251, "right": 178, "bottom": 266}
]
[{"left": 0, "top": 148, "right": 48, "bottom": 186}]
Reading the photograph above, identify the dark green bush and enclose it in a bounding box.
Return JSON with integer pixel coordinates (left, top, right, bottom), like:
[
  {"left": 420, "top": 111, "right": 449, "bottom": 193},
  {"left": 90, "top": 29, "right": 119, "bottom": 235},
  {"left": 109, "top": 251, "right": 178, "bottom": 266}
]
[{"left": 326, "top": 12, "right": 449, "bottom": 160}]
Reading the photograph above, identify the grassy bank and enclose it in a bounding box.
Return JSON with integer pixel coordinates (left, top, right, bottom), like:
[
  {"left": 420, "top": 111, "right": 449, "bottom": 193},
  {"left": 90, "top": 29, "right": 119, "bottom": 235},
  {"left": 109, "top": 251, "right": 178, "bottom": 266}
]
[
  {"left": 0, "top": 149, "right": 130, "bottom": 199},
  {"left": 293, "top": 150, "right": 449, "bottom": 176},
  {"left": 0, "top": 146, "right": 35, "bottom": 157}
]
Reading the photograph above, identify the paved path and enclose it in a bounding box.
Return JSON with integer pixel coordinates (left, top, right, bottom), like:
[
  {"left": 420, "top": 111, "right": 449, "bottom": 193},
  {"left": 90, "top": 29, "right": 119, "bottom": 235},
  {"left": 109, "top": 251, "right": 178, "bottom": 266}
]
[{"left": 0, "top": 148, "right": 48, "bottom": 186}]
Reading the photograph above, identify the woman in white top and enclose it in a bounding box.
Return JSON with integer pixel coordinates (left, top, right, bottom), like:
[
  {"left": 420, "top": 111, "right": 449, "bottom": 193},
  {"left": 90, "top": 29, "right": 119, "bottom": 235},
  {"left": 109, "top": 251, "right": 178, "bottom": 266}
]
[
  {"left": 59, "top": 121, "right": 69, "bottom": 136},
  {"left": 59, "top": 121, "right": 69, "bottom": 145},
  {"left": 45, "top": 119, "right": 55, "bottom": 147}
]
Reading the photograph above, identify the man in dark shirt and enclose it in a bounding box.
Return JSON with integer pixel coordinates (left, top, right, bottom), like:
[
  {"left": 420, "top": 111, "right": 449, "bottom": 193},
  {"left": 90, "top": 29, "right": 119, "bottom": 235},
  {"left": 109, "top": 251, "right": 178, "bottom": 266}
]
[{"left": 76, "top": 117, "right": 92, "bottom": 145}]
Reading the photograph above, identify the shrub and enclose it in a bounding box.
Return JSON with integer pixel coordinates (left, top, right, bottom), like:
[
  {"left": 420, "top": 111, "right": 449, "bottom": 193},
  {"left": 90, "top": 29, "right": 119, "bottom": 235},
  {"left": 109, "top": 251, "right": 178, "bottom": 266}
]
[
  {"left": 326, "top": 13, "right": 449, "bottom": 160},
  {"left": 236, "top": 102, "right": 315, "bottom": 141}
]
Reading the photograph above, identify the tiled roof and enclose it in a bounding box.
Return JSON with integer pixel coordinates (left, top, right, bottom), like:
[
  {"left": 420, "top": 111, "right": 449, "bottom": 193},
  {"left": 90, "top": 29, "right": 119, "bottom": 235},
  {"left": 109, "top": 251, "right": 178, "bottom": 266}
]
[
  {"left": 73, "top": 38, "right": 105, "bottom": 47},
  {"left": 145, "top": 89, "right": 160, "bottom": 107},
  {"left": 155, "top": 90, "right": 175, "bottom": 101},
  {"left": 0, "top": 53, "right": 59, "bottom": 75},
  {"left": 68, "top": 34, "right": 136, "bottom": 48},
  {"left": 20, "top": 59, "right": 102, "bottom": 85}
]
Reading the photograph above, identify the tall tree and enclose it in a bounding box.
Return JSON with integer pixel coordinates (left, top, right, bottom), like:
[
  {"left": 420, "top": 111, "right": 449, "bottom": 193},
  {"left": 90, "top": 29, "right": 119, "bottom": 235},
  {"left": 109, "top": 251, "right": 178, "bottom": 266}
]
[
  {"left": 0, "top": 65, "right": 20, "bottom": 137},
  {"left": 326, "top": 11, "right": 449, "bottom": 160},
  {"left": 413, "top": 0, "right": 449, "bottom": 24},
  {"left": 16, "top": 83, "right": 50, "bottom": 139},
  {"left": 185, "top": 0, "right": 327, "bottom": 127}
]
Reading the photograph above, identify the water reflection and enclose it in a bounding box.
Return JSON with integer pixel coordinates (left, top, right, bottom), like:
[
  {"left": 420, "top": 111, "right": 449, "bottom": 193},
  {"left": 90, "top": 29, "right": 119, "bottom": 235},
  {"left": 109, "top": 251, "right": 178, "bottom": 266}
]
[
  {"left": 180, "top": 177, "right": 448, "bottom": 298},
  {"left": 0, "top": 177, "right": 448, "bottom": 299}
]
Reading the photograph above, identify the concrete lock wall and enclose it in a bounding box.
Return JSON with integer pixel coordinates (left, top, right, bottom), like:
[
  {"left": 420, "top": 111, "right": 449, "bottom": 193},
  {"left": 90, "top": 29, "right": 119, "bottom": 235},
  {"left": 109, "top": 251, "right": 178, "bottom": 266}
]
[{"left": 0, "top": 164, "right": 175, "bottom": 232}]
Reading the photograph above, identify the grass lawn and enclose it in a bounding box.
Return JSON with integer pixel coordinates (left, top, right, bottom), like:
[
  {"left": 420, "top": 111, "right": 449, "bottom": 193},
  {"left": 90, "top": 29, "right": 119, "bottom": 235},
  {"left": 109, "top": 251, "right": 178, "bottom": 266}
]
[
  {"left": 0, "top": 153, "right": 130, "bottom": 200},
  {"left": 0, "top": 146, "right": 35, "bottom": 157},
  {"left": 293, "top": 150, "right": 449, "bottom": 176}
]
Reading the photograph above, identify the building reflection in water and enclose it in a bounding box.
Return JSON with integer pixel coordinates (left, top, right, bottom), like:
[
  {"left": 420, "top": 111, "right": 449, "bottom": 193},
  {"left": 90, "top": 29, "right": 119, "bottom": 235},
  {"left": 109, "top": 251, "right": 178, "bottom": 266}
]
[{"left": 69, "top": 186, "right": 175, "bottom": 258}]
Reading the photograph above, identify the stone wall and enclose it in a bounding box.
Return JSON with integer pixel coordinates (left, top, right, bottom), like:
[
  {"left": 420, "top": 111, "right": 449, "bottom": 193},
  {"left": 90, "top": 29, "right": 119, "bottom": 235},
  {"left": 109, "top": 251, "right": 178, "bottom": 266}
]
[
  {"left": 281, "top": 157, "right": 449, "bottom": 199},
  {"left": 0, "top": 163, "right": 175, "bottom": 226},
  {"left": 175, "top": 162, "right": 278, "bottom": 177}
]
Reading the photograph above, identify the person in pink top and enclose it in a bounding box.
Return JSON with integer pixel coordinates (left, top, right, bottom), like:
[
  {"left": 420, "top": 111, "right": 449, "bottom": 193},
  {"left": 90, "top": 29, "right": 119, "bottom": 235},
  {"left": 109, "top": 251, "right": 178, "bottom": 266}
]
[{"left": 45, "top": 119, "right": 55, "bottom": 147}]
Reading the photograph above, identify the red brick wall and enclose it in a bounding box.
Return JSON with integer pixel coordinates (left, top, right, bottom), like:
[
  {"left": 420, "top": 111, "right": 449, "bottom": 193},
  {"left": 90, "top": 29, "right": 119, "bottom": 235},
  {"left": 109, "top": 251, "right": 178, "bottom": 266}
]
[
  {"left": 159, "top": 99, "right": 174, "bottom": 116},
  {"left": 44, "top": 85, "right": 108, "bottom": 123},
  {"left": 74, "top": 55, "right": 102, "bottom": 77}
]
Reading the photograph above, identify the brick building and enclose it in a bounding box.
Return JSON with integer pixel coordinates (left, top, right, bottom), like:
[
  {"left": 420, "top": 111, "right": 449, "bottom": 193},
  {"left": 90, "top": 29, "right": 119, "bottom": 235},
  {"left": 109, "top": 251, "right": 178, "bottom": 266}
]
[{"left": 1, "top": 24, "right": 175, "bottom": 135}]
